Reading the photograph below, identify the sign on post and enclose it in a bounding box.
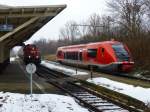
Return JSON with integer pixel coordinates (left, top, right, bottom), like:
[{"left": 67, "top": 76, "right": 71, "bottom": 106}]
[
  {"left": 26, "top": 63, "right": 36, "bottom": 74},
  {"left": 26, "top": 63, "right": 36, "bottom": 96},
  {"left": 0, "top": 24, "right": 13, "bottom": 31}
]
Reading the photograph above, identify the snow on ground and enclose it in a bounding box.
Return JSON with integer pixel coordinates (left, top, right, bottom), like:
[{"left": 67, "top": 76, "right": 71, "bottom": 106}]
[
  {"left": 87, "top": 77, "right": 150, "bottom": 104},
  {"left": 10, "top": 56, "right": 19, "bottom": 62},
  {"left": 10, "top": 57, "right": 16, "bottom": 62},
  {"left": 41, "top": 60, "right": 88, "bottom": 76},
  {"left": 0, "top": 92, "right": 89, "bottom": 112}
]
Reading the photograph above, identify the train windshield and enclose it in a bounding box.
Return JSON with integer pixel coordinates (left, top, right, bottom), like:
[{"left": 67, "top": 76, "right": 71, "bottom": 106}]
[{"left": 112, "top": 44, "right": 129, "bottom": 61}]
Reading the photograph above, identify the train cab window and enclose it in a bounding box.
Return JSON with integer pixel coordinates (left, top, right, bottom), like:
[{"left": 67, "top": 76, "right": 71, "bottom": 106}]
[
  {"left": 87, "top": 49, "right": 97, "bottom": 58},
  {"left": 112, "top": 44, "right": 129, "bottom": 61}
]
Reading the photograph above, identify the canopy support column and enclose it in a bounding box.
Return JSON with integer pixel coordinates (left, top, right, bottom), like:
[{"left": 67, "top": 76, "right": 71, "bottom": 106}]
[{"left": 0, "top": 42, "right": 10, "bottom": 72}]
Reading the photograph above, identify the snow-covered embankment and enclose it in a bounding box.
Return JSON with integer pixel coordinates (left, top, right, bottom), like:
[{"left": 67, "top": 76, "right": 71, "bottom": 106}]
[
  {"left": 87, "top": 77, "right": 150, "bottom": 104},
  {"left": 0, "top": 92, "right": 89, "bottom": 112}
]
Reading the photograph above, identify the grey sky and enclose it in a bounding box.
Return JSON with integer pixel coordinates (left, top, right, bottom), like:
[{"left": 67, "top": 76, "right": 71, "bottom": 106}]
[{"left": 0, "top": 0, "right": 107, "bottom": 43}]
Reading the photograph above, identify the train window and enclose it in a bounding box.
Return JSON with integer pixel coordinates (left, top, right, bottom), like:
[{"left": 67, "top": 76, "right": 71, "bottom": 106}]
[
  {"left": 65, "top": 52, "right": 76, "bottom": 60},
  {"left": 87, "top": 49, "right": 97, "bottom": 58},
  {"left": 79, "top": 52, "right": 82, "bottom": 61},
  {"left": 74, "top": 52, "right": 77, "bottom": 60},
  {"left": 64, "top": 52, "right": 67, "bottom": 59},
  {"left": 101, "top": 48, "right": 105, "bottom": 56},
  {"left": 76, "top": 52, "right": 78, "bottom": 60},
  {"left": 101, "top": 48, "right": 104, "bottom": 53},
  {"left": 72, "top": 52, "right": 74, "bottom": 60},
  {"left": 112, "top": 44, "right": 129, "bottom": 61},
  {"left": 57, "top": 51, "right": 62, "bottom": 56},
  {"left": 64, "top": 52, "right": 82, "bottom": 60},
  {"left": 67, "top": 52, "right": 69, "bottom": 59}
]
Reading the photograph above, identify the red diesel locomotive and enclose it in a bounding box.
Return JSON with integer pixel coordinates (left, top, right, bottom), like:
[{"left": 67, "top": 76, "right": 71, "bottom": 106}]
[
  {"left": 22, "top": 44, "right": 41, "bottom": 64},
  {"left": 56, "top": 41, "right": 134, "bottom": 72}
]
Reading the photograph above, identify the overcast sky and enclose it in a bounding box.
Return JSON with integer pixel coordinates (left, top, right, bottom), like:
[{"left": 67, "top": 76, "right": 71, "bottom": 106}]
[{"left": 0, "top": 0, "right": 108, "bottom": 43}]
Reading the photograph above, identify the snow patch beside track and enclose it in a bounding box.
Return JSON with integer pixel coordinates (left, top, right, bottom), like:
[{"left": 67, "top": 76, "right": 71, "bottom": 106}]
[
  {"left": 87, "top": 77, "right": 150, "bottom": 104},
  {"left": 10, "top": 57, "right": 16, "bottom": 62},
  {"left": 0, "top": 92, "right": 89, "bottom": 112},
  {"left": 41, "top": 60, "right": 88, "bottom": 76}
]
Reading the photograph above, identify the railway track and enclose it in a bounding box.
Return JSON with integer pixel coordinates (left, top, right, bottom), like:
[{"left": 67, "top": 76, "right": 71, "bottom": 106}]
[
  {"left": 111, "top": 72, "right": 150, "bottom": 83},
  {"left": 48, "top": 60, "right": 150, "bottom": 83},
  {"left": 36, "top": 65, "right": 148, "bottom": 112}
]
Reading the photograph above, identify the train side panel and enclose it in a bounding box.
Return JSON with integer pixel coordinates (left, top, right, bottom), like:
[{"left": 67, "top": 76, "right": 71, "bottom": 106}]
[{"left": 56, "top": 41, "right": 134, "bottom": 72}]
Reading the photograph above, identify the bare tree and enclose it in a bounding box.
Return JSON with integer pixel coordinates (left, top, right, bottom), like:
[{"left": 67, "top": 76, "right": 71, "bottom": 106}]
[
  {"left": 144, "top": 0, "right": 150, "bottom": 32},
  {"left": 33, "top": 38, "right": 49, "bottom": 55},
  {"left": 59, "top": 21, "right": 79, "bottom": 43},
  {"left": 144, "top": 0, "right": 150, "bottom": 17},
  {"left": 107, "top": 0, "right": 146, "bottom": 37},
  {"left": 86, "top": 14, "right": 115, "bottom": 38},
  {"left": 101, "top": 16, "right": 115, "bottom": 36},
  {"left": 87, "top": 13, "right": 102, "bottom": 36},
  {"left": 77, "top": 21, "right": 89, "bottom": 37}
]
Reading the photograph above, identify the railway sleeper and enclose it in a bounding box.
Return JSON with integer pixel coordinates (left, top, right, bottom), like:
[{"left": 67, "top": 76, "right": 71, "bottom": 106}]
[
  {"left": 58, "top": 82, "right": 128, "bottom": 111},
  {"left": 88, "top": 101, "right": 109, "bottom": 104},
  {"left": 92, "top": 104, "right": 115, "bottom": 107},
  {"left": 37, "top": 66, "right": 142, "bottom": 112},
  {"left": 78, "top": 96, "right": 98, "bottom": 99},
  {"left": 73, "top": 94, "right": 91, "bottom": 96},
  {"left": 82, "top": 98, "right": 102, "bottom": 101},
  {"left": 53, "top": 83, "right": 122, "bottom": 111},
  {"left": 75, "top": 94, "right": 98, "bottom": 97},
  {"left": 73, "top": 92, "right": 89, "bottom": 94},
  {"left": 100, "top": 108, "right": 123, "bottom": 111}
]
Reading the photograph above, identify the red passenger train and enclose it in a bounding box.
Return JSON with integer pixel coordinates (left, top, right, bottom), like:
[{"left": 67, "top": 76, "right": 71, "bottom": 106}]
[{"left": 56, "top": 41, "right": 134, "bottom": 72}]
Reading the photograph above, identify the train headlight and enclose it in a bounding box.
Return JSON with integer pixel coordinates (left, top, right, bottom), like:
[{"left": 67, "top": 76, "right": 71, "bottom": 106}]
[
  {"left": 28, "top": 56, "right": 31, "bottom": 58},
  {"left": 36, "top": 56, "right": 39, "bottom": 58}
]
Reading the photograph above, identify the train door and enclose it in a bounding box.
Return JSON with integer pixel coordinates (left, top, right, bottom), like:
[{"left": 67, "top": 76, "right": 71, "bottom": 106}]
[
  {"left": 82, "top": 49, "right": 87, "bottom": 62},
  {"left": 57, "top": 50, "right": 63, "bottom": 59},
  {"left": 99, "top": 47, "right": 105, "bottom": 64},
  {"left": 79, "top": 50, "right": 82, "bottom": 61},
  {"left": 64, "top": 52, "right": 66, "bottom": 59}
]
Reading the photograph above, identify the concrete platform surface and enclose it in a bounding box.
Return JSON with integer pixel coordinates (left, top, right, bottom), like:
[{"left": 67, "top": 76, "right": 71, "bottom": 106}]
[{"left": 0, "top": 60, "right": 63, "bottom": 94}]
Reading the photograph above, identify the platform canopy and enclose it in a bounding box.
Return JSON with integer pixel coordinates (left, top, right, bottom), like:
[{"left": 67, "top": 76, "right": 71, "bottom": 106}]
[{"left": 0, "top": 4, "right": 66, "bottom": 48}]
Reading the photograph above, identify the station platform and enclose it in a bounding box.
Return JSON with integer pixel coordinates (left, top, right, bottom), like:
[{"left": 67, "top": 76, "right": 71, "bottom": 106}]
[{"left": 0, "top": 59, "right": 62, "bottom": 94}]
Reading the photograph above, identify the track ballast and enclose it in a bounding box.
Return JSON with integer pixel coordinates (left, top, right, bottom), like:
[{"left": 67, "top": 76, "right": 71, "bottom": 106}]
[{"left": 36, "top": 65, "right": 148, "bottom": 112}]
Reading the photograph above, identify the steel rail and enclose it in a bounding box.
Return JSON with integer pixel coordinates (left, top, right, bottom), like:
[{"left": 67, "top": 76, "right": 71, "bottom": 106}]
[
  {"left": 50, "top": 61, "right": 150, "bottom": 83},
  {"left": 36, "top": 65, "right": 146, "bottom": 112}
]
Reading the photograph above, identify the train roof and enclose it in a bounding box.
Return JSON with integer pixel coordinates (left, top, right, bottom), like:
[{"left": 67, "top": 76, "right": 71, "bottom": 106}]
[
  {"left": 58, "top": 41, "right": 121, "bottom": 50},
  {"left": 88, "top": 41, "right": 121, "bottom": 45},
  {"left": 59, "top": 44, "right": 86, "bottom": 49}
]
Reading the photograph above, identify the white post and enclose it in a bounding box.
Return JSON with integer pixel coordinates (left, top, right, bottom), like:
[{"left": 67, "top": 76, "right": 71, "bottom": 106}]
[
  {"left": 26, "top": 63, "right": 36, "bottom": 97},
  {"left": 30, "top": 73, "right": 33, "bottom": 96}
]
